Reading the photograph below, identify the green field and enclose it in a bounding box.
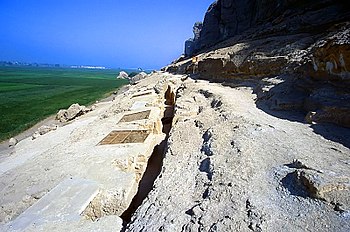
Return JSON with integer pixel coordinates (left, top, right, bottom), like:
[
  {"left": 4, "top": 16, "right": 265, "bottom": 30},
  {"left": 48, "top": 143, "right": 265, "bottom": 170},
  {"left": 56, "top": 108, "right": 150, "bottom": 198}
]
[{"left": 0, "top": 66, "right": 129, "bottom": 141}]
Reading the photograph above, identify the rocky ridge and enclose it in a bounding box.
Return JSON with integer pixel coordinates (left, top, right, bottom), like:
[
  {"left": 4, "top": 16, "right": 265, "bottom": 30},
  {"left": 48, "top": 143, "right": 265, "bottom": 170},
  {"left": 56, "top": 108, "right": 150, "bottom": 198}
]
[{"left": 126, "top": 74, "right": 350, "bottom": 232}]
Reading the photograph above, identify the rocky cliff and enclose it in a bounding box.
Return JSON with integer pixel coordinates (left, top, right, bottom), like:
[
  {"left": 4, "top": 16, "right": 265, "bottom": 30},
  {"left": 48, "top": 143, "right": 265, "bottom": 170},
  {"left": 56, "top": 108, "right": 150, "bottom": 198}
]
[
  {"left": 166, "top": 0, "right": 350, "bottom": 128},
  {"left": 185, "top": 0, "right": 349, "bottom": 56}
]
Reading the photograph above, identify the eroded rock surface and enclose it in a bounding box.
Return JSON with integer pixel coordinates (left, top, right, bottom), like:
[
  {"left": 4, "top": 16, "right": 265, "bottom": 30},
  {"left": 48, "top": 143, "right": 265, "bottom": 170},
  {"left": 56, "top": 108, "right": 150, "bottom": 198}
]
[
  {"left": 130, "top": 72, "right": 148, "bottom": 85},
  {"left": 8, "top": 138, "right": 18, "bottom": 147},
  {"left": 0, "top": 72, "right": 349, "bottom": 231},
  {"left": 126, "top": 77, "right": 350, "bottom": 232},
  {"left": 1, "top": 0, "right": 350, "bottom": 231}
]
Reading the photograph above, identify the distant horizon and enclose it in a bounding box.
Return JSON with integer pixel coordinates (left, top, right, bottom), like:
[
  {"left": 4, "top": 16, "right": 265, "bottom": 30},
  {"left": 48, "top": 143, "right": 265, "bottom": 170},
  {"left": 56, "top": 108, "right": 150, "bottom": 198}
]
[
  {"left": 0, "top": 0, "right": 213, "bottom": 70},
  {"left": 0, "top": 56, "right": 165, "bottom": 71},
  {"left": 0, "top": 59, "right": 157, "bottom": 71}
]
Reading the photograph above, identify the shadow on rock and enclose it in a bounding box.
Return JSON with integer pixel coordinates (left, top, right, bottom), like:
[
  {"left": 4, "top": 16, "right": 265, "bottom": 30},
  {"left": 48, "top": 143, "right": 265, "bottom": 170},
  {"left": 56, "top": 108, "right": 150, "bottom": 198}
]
[
  {"left": 281, "top": 172, "right": 309, "bottom": 198},
  {"left": 254, "top": 75, "right": 308, "bottom": 123},
  {"left": 254, "top": 75, "right": 350, "bottom": 149},
  {"left": 311, "top": 123, "right": 350, "bottom": 148}
]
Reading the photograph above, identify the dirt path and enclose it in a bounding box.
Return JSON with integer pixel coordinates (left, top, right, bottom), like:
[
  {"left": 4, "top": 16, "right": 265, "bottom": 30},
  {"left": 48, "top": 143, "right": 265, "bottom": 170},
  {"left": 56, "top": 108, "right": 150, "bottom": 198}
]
[{"left": 0, "top": 116, "right": 59, "bottom": 162}]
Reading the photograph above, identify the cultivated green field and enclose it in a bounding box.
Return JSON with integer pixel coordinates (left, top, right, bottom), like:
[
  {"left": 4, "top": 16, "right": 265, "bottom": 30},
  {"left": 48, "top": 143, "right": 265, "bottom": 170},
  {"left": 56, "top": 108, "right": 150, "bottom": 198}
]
[{"left": 0, "top": 67, "right": 128, "bottom": 141}]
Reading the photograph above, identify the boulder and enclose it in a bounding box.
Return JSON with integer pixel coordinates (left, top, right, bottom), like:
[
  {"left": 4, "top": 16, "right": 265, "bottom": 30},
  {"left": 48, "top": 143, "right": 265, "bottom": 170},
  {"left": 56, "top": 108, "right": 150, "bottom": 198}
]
[
  {"left": 32, "top": 125, "right": 58, "bottom": 139},
  {"left": 38, "top": 125, "right": 58, "bottom": 135},
  {"left": 9, "top": 138, "right": 18, "bottom": 147},
  {"left": 130, "top": 72, "right": 147, "bottom": 85},
  {"left": 117, "top": 71, "right": 129, "bottom": 79},
  {"left": 31, "top": 132, "right": 40, "bottom": 140},
  {"left": 56, "top": 103, "right": 91, "bottom": 123},
  {"left": 305, "top": 107, "right": 350, "bottom": 128}
]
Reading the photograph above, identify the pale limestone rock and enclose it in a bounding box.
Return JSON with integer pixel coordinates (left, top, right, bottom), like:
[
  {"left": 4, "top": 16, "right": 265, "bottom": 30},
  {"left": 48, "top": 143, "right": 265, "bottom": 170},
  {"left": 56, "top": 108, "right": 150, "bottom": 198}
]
[
  {"left": 31, "top": 125, "right": 58, "bottom": 140},
  {"left": 8, "top": 138, "right": 18, "bottom": 147},
  {"left": 130, "top": 72, "right": 147, "bottom": 85},
  {"left": 117, "top": 71, "right": 129, "bottom": 79},
  {"left": 56, "top": 103, "right": 91, "bottom": 123}
]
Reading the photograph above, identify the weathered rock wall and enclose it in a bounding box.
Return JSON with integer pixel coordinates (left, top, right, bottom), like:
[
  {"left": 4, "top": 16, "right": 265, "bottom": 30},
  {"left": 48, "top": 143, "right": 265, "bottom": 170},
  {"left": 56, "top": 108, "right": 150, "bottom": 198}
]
[
  {"left": 185, "top": 0, "right": 350, "bottom": 56},
  {"left": 166, "top": 0, "right": 350, "bottom": 128}
]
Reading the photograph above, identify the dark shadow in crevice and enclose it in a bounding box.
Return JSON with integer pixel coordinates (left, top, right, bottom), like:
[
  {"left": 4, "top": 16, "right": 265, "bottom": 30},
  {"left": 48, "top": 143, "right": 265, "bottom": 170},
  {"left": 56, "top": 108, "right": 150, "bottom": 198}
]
[
  {"left": 120, "top": 140, "right": 167, "bottom": 224},
  {"left": 281, "top": 172, "right": 309, "bottom": 198},
  {"left": 311, "top": 123, "right": 350, "bottom": 149},
  {"left": 121, "top": 88, "right": 176, "bottom": 227},
  {"left": 253, "top": 79, "right": 350, "bottom": 149}
]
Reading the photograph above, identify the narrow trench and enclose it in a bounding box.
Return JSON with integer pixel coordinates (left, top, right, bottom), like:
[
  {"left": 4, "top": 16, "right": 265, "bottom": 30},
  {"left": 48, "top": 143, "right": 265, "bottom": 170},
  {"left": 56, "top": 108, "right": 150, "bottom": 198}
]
[{"left": 120, "top": 86, "right": 175, "bottom": 226}]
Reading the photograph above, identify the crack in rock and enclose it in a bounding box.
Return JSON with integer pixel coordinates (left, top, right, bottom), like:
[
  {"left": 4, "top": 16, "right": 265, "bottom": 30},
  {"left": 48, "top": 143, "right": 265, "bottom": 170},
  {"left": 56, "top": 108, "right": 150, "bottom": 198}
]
[
  {"left": 199, "top": 158, "right": 213, "bottom": 181},
  {"left": 201, "top": 128, "right": 214, "bottom": 156},
  {"left": 246, "top": 199, "right": 265, "bottom": 232}
]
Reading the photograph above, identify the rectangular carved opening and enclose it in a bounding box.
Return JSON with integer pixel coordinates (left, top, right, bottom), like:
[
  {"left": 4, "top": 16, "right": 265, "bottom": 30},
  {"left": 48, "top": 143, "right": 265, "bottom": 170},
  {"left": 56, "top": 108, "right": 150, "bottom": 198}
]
[
  {"left": 99, "top": 130, "right": 150, "bottom": 145},
  {"left": 119, "top": 110, "right": 151, "bottom": 123},
  {"left": 131, "top": 91, "right": 153, "bottom": 98}
]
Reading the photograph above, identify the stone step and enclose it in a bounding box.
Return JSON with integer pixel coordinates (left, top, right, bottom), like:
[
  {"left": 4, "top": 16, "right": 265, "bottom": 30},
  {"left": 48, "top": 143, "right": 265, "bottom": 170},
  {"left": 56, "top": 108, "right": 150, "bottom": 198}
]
[
  {"left": 5, "top": 177, "right": 99, "bottom": 231},
  {"left": 130, "top": 101, "right": 148, "bottom": 110}
]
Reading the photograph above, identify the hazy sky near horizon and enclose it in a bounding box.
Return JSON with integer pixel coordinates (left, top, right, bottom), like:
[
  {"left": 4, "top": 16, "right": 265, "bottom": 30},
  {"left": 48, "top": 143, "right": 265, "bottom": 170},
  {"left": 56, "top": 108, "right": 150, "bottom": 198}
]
[{"left": 0, "top": 0, "right": 213, "bottom": 69}]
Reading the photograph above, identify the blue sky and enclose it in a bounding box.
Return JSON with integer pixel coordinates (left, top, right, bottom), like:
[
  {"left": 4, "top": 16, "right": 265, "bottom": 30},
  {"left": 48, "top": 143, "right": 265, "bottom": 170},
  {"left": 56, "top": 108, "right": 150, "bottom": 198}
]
[{"left": 0, "top": 0, "right": 213, "bottom": 69}]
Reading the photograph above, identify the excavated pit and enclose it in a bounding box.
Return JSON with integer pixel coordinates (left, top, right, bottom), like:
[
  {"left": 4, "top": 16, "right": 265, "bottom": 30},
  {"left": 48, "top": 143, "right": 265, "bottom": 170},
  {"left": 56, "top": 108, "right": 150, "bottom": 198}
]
[
  {"left": 131, "top": 91, "right": 153, "bottom": 98},
  {"left": 98, "top": 130, "right": 150, "bottom": 145},
  {"left": 83, "top": 86, "right": 176, "bottom": 228},
  {"left": 121, "top": 86, "right": 175, "bottom": 225},
  {"left": 119, "top": 110, "right": 151, "bottom": 123}
]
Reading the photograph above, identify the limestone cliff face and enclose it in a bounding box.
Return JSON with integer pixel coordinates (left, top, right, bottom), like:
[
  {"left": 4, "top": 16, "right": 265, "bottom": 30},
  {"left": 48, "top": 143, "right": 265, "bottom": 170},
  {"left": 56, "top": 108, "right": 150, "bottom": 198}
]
[
  {"left": 185, "top": 22, "right": 203, "bottom": 57},
  {"left": 185, "top": 0, "right": 349, "bottom": 56},
  {"left": 166, "top": 0, "right": 350, "bottom": 128}
]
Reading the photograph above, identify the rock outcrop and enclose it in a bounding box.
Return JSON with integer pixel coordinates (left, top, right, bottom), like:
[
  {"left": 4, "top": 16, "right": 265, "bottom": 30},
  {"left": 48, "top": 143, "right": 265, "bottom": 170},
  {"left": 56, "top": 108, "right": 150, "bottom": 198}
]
[
  {"left": 117, "top": 71, "right": 129, "bottom": 79},
  {"left": 185, "top": 22, "right": 203, "bottom": 57},
  {"left": 1, "top": 1, "right": 350, "bottom": 231},
  {"left": 184, "top": 0, "right": 350, "bottom": 57},
  {"left": 302, "top": 26, "right": 350, "bottom": 81},
  {"left": 1, "top": 72, "right": 349, "bottom": 231},
  {"left": 130, "top": 72, "right": 148, "bottom": 85},
  {"left": 167, "top": 0, "right": 350, "bottom": 128},
  {"left": 32, "top": 125, "right": 58, "bottom": 140},
  {"left": 126, "top": 74, "right": 350, "bottom": 232}
]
